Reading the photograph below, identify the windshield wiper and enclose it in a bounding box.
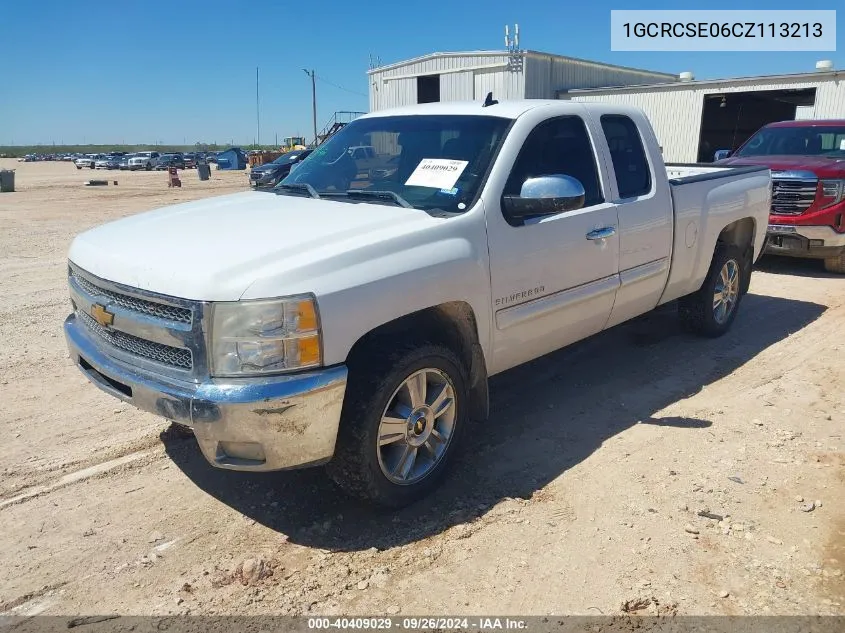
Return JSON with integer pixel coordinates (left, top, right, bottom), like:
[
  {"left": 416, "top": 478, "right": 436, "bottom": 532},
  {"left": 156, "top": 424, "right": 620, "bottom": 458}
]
[
  {"left": 343, "top": 189, "right": 413, "bottom": 208},
  {"left": 275, "top": 182, "right": 320, "bottom": 199}
]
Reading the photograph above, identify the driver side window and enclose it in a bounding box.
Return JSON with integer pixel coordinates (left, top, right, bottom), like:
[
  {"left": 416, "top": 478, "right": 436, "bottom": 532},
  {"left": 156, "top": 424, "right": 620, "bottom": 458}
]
[{"left": 503, "top": 116, "right": 604, "bottom": 213}]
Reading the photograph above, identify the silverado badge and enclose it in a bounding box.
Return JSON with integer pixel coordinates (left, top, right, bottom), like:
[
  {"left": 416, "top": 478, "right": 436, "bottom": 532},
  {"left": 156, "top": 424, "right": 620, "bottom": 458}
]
[{"left": 90, "top": 303, "right": 114, "bottom": 327}]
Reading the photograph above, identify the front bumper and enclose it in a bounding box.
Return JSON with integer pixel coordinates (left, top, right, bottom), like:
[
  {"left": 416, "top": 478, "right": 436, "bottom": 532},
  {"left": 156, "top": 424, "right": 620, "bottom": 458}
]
[
  {"left": 64, "top": 313, "right": 348, "bottom": 472},
  {"left": 765, "top": 224, "right": 845, "bottom": 259},
  {"left": 249, "top": 174, "right": 277, "bottom": 186}
]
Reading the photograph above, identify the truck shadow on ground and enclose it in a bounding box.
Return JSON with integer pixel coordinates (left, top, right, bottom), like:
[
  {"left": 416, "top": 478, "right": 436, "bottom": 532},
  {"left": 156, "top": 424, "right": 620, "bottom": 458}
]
[
  {"left": 756, "top": 254, "right": 839, "bottom": 279},
  {"left": 162, "top": 293, "right": 825, "bottom": 552}
]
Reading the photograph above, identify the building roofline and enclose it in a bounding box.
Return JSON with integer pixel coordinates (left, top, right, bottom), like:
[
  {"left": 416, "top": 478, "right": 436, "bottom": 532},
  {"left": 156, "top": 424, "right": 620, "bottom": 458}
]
[
  {"left": 367, "top": 49, "right": 676, "bottom": 79},
  {"left": 564, "top": 70, "right": 844, "bottom": 94}
]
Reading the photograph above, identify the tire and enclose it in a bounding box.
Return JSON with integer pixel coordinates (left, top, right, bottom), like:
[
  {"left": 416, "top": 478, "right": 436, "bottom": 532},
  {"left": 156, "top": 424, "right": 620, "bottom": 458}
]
[
  {"left": 824, "top": 253, "right": 845, "bottom": 274},
  {"left": 145, "top": 163, "right": 152, "bottom": 171},
  {"left": 739, "top": 246, "right": 753, "bottom": 295},
  {"left": 326, "top": 342, "right": 468, "bottom": 508},
  {"left": 90, "top": 164, "right": 96, "bottom": 169},
  {"left": 678, "top": 244, "right": 745, "bottom": 338},
  {"left": 76, "top": 166, "right": 82, "bottom": 170}
]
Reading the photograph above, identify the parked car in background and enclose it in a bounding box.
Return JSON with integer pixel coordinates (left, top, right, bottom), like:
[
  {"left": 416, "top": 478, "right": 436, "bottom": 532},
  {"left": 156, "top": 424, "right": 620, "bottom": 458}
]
[
  {"left": 75, "top": 155, "right": 97, "bottom": 170},
  {"left": 128, "top": 152, "right": 161, "bottom": 171},
  {"left": 96, "top": 156, "right": 121, "bottom": 170},
  {"left": 249, "top": 149, "right": 312, "bottom": 188},
  {"left": 183, "top": 153, "right": 197, "bottom": 169},
  {"left": 118, "top": 155, "right": 133, "bottom": 170},
  {"left": 63, "top": 101, "right": 771, "bottom": 507},
  {"left": 206, "top": 153, "right": 218, "bottom": 163},
  {"left": 715, "top": 119, "right": 845, "bottom": 273},
  {"left": 155, "top": 154, "right": 185, "bottom": 170}
]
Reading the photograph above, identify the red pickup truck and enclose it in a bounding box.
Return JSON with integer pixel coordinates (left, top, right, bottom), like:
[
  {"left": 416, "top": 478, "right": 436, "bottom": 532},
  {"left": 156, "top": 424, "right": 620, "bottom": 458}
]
[{"left": 715, "top": 120, "right": 845, "bottom": 274}]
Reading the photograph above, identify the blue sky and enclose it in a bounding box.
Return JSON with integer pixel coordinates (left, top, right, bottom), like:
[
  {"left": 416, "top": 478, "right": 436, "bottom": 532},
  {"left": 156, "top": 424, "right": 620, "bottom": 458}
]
[{"left": 1, "top": 0, "right": 841, "bottom": 146}]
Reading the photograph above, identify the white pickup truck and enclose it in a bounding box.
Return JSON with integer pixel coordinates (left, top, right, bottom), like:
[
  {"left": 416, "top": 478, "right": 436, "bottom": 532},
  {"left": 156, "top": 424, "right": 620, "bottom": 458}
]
[{"left": 64, "top": 100, "right": 771, "bottom": 507}]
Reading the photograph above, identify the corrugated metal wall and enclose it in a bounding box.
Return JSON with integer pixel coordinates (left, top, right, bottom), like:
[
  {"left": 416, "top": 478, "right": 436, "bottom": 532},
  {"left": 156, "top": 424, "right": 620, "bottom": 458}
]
[
  {"left": 367, "top": 51, "right": 671, "bottom": 111},
  {"left": 565, "top": 76, "right": 845, "bottom": 162},
  {"left": 369, "top": 53, "right": 516, "bottom": 111},
  {"left": 524, "top": 55, "right": 673, "bottom": 99}
]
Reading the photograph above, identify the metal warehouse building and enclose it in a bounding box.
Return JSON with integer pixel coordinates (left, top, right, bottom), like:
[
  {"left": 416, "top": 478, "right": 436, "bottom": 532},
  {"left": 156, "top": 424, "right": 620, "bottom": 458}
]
[
  {"left": 367, "top": 50, "right": 676, "bottom": 111},
  {"left": 367, "top": 50, "right": 844, "bottom": 165},
  {"left": 562, "top": 68, "right": 845, "bottom": 163}
]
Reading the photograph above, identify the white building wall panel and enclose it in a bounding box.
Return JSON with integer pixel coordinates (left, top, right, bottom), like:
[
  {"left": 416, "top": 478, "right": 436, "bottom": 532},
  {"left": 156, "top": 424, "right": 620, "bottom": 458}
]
[
  {"left": 473, "top": 68, "right": 525, "bottom": 101},
  {"left": 369, "top": 54, "right": 513, "bottom": 111},
  {"left": 440, "top": 71, "right": 475, "bottom": 101},
  {"left": 813, "top": 81, "right": 845, "bottom": 118},
  {"left": 565, "top": 76, "right": 845, "bottom": 163},
  {"left": 369, "top": 77, "right": 417, "bottom": 111},
  {"left": 795, "top": 105, "right": 815, "bottom": 120},
  {"left": 566, "top": 90, "right": 701, "bottom": 162},
  {"left": 525, "top": 55, "right": 675, "bottom": 99}
]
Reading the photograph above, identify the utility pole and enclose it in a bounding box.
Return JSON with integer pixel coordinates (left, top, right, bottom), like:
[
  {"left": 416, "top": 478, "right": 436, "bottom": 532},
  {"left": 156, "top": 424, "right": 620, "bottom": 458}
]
[
  {"left": 256, "top": 67, "right": 260, "bottom": 150},
  {"left": 303, "top": 69, "right": 317, "bottom": 146}
]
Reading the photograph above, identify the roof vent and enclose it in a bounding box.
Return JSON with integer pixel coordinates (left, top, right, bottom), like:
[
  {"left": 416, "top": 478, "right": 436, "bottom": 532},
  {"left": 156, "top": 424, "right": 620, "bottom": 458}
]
[
  {"left": 815, "top": 60, "right": 834, "bottom": 71},
  {"left": 679, "top": 71, "right": 694, "bottom": 82}
]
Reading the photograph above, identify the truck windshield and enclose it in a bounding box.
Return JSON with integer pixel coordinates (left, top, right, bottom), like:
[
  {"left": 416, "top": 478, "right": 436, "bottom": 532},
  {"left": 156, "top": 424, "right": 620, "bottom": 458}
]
[
  {"left": 736, "top": 125, "right": 845, "bottom": 157},
  {"left": 277, "top": 115, "right": 512, "bottom": 214}
]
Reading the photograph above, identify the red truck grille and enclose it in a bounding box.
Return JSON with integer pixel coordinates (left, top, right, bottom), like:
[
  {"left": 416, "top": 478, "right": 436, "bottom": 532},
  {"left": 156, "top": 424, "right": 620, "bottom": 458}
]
[{"left": 771, "top": 178, "right": 817, "bottom": 216}]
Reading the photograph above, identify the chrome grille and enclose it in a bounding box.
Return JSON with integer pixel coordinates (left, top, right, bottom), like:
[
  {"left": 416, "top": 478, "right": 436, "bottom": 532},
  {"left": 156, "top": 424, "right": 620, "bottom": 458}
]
[
  {"left": 771, "top": 178, "right": 817, "bottom": 216},
  {"left": 71, "top": 271, "right": 192, "bottom": 324},
  {"left": 78, "top": 309, "right": 193, "bottom": 370}
]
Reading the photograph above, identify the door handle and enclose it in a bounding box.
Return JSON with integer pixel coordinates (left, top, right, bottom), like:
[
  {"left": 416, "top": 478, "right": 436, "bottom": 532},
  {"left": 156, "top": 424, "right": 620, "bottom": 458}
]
[{"left": 586, "top": 227, "right": 616, "bottom": 241}]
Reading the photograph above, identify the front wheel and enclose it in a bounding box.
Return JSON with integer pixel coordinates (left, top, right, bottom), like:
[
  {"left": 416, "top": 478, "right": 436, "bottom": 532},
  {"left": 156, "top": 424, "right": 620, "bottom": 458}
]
[
  {"left": 824, "top": 253, "right": 845, "bottom": 274},
  {"left": 678, "top": 245, "right": 745, "bottom": 337},
  {"left": 76, "top": 165, "right": 82, "bottom": 170},
  {"left": 145, "top": 163, "right": 152, "bottom": 171},
  {"left": 327, "top": 342, "right": 468, "bottom": 508}
]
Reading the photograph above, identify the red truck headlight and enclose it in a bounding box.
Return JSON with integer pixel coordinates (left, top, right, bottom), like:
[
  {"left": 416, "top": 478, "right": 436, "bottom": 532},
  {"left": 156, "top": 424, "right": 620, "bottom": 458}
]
[{"left": 819, "top": 179, "right": 845, "bottom": 208}]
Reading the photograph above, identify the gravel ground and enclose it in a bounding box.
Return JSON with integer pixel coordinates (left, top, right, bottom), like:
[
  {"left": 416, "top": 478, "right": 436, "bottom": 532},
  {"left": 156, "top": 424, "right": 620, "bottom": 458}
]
[{"left": 0, "top": 159, "right": 843, "bottom": 617}]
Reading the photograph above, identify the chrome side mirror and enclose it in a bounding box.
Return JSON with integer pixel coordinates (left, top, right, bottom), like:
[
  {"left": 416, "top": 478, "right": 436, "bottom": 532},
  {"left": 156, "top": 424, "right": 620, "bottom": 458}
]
[
  {"left": 502, "top": 175, "right": 586, "bottom": 221},
  {"left": 713, "top": 149, "right": 732, "bottom": 161}
]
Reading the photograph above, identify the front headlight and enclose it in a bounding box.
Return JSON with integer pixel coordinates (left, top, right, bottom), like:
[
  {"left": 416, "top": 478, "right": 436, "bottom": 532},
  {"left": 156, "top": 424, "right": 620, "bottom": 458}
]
[
  {"left": 820, "top": 179, "right": 845, "bottom": 208},
  {"left": 209, "top": 296, "right": 322, "bottom": 377}
]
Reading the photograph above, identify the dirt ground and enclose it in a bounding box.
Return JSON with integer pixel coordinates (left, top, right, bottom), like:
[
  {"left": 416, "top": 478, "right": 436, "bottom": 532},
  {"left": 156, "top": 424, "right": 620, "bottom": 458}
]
[{"left": 0, "top": 158, "right": 843, "bottom": 617}]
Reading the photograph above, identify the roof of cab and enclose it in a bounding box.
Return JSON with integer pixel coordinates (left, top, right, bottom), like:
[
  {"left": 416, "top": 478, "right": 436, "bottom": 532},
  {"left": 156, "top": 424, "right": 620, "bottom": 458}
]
[
  {"left": 359, "top": 99, "right": 585, "bottom": 120},
  {"left": 765, "top": 119, "right": 845, "bottom": 128}
]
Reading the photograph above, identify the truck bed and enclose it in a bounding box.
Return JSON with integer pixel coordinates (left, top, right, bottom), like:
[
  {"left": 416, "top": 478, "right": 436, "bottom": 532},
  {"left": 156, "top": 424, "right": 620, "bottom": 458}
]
[
  {"left": 659, "top": 163, "right": 772, "bottom": 306},
  {"left": 665, "top": 163, "right": 769, "bottom": 183}
]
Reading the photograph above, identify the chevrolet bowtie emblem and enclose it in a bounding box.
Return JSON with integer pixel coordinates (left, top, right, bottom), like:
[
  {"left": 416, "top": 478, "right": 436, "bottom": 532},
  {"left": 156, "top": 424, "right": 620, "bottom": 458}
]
[{"left": 90, "top": 303, "right": 114, "bottom": 327}]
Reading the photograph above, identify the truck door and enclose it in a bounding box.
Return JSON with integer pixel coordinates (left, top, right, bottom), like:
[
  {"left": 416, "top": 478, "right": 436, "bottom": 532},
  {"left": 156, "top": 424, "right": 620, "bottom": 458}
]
[
  {"left": 486, "top": 115, "right": 620, "bottom": 374},
  {"left": 591, "top": 112, "right": 673, "bottom": 328}
]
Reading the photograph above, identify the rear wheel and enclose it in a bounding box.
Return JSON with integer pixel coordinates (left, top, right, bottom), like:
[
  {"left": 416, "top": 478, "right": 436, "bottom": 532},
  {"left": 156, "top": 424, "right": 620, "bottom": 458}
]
[
  {"left": 678, "top": 245, "right": 745, "bottom": 337},
  {"left": 823, "top": 253, "right": 845, "bottom": 274},
  {"left": 145, "top": 163, "right": 152, "bottom": 171},
  {"left": 327, "top": 342, "right": 468, "bottom": 508}
]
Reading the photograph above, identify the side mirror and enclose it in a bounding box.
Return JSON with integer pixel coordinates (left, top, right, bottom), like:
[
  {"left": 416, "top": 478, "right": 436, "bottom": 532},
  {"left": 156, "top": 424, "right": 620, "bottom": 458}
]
[
  {"left": 713, "top": 149, "right": 732, "bottom": 161},
  {"left": 502, "top": 175, "right": 586, "bottom": 220}
]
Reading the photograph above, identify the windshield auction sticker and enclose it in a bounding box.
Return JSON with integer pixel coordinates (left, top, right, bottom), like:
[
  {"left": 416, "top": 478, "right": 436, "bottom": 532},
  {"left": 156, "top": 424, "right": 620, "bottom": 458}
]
[{"left": 405, "top": 158, "right": 469, "bottom": 189}]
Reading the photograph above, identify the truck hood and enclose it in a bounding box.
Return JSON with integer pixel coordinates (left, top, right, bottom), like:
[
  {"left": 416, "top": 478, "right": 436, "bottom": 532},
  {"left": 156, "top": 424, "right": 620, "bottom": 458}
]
[
  {"left": 718, "top": 154, "right": 845, "bottom": 177},
  {"left": 68, "top": 191, "right": 437, "bottom": 301}
]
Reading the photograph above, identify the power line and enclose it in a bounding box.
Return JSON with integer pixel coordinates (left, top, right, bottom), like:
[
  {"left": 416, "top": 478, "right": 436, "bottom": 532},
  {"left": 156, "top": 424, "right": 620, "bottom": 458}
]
[{"left": 315, "top": 75, "right": 367, "bottom": 98}]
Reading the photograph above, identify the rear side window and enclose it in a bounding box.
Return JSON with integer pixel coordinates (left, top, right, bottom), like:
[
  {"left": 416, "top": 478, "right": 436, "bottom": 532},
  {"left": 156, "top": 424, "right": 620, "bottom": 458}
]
[{"left": 600, "top": 115, "right": 651, "bottom": 199}]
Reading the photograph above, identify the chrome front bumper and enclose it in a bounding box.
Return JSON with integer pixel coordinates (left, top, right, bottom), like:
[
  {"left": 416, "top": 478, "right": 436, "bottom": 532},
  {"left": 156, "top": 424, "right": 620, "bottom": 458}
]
[
  {"left": 64, "top": 313, "right": 348, "bottom": 472},
  {"left": 765, "top": 224, "right": 845, "bottom": 258}
]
